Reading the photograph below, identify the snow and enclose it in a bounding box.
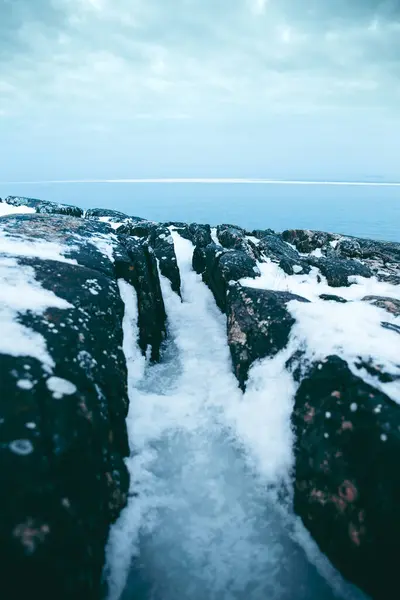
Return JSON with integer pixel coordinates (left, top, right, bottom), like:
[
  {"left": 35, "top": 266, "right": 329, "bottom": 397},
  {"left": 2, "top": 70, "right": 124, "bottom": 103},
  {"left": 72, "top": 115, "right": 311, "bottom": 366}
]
[
  {"left": 0, "top": 202, "right": 35, "bottom": 217},
  {"left": 106, "top": 233, "right": 366, "bottom": 600},
  {"left": 240, "top": 258, "right": 400, "bottom": 403},
  {"left": 46, "top": 376, "right": 77, "bottom": 399},
  {"left": 211, "top": 227, "right": 219, "bottom": 245},
  {"left": 0, "top": 235, "right": 78, "bottom": 264},
  {"left": 98, "top": 216, "right": 124, "bottom": 230},
  {"left": 0, "top": 256, "right": 73, "bottom": 367}
]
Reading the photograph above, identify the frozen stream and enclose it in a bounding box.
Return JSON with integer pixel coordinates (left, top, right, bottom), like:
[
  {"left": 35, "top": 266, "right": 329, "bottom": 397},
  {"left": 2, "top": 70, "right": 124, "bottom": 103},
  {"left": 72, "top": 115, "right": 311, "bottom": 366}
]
[{"left": 105, "top": 233, "right": 367, "bottom": 600}]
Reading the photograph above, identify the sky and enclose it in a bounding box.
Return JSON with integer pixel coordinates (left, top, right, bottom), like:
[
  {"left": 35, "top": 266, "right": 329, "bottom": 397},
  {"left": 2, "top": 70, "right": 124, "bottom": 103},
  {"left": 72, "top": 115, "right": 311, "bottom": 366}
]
[{"left": 1, "top": 0, "right": 400, "bottom": 181}]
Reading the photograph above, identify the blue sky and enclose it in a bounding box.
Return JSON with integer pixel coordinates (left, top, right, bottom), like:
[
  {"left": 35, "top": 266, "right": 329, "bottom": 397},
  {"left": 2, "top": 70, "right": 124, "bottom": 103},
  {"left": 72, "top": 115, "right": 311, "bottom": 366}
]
[{"left": 1, "top": 0, "right": 400, "bottom": 181}]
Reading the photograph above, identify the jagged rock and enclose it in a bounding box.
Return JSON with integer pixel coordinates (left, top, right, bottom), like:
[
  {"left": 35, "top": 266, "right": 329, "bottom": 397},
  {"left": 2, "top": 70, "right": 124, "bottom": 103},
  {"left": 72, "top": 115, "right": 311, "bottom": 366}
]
[
  {"left": 292, "top": 356, "right": 400, "bottom": 600},
  {"left": 251, "top": 228, "right": 276, "bottom": 239},
  {"left": 281, "top": 229, "right": 338, "bottom": 253},
  {"left": 147, "top": 226, "right": 181, "bottom": 295},
  {"left": 319, "top": 294, "right": 348, "bottom": 303},
  {"left": 216, "top": 224, "right": 261, "bottom": 261},
  {"left": 3, "top": 196, "right": 83, "bottom": 218},
  {"left": 0, "top": 214, "right": 131, "bottom": 600},
  {"left": 381, "top": 321, "right": 400, "bottom": 335},
  {"left": 258, "top": 234, "right": 310, "bottom": 275},
  {"left": 116, "top": 219, "right": 156, "bottom": 238},
  {"left": 307, "top": 256, "right": 372, "bottom": 287},
  {"left": 193, "top": 243, "right": 260, "bottom": 312},
  {"left": 362, "top": 296, "right": 400, "bottom": 317},
  {"left": 85, "top": 208, "right": 132, "bottom": 221},
  {"left": 336, "top": 238, "right": 363, "bottom": 259},
  {"left": 173, "top": 223, "right": 213, "bottom": 248},
  {"left": 226, "top": 285, "right": 309, "bottom": 389},
  {"left": 115, "top": 237, "right": 167, "bottom": 362}
]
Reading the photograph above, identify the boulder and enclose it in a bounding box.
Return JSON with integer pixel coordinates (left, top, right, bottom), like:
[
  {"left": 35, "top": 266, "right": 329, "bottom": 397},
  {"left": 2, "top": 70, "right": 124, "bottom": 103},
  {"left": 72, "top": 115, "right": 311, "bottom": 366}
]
[
  {"left": 4, "top": 196, "right": 83, "bottom": 218},
  {"left": 258, "top": 233, "right": 310, "bottom": 275},
  {"left": 173, "top": 223, "right": 213, "bottom": 248},
  {"left": 281, "top": 229, "right": 338, "bottom": 253},
  {"left": 292, "top": 356, "right": 400, "bottom": 600},
  {"left": 307, "top": 256, "right": 372, "bottom": 287},
  {"left": 0, "top": 214, "right": 132, "bottom": 599},
  {"left": 193, "top": 243, "right": 260, "bottom": 312},
  {"left": 85, "top": 208, "right": 131, "bottom": 221},
  {"left": 215, "top": 224, "right": 262, "bottom": 262},
  {"left": 226, "top": 285, "right": 309, "bottom": 389},
  {"left": 116, "top": 219, "right": 157, "bottom": 238},
  {"left": 362, "top": 296, "right": 400, "bottom": 317},
  {"left": 319, "top": 294, "right": 348, "bottom": 303}
]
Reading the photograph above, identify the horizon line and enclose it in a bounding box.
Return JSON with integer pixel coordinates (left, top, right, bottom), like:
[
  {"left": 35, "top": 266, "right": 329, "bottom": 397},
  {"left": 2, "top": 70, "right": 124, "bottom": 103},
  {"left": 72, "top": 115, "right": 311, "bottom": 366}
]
[{"left": 1, "top": 178, "right": 400, "bottom": 187}]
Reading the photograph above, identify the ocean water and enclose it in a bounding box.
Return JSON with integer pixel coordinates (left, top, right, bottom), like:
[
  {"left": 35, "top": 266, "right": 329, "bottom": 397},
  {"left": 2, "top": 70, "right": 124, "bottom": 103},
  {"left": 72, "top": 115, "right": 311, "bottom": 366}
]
[{"left": 0, "top": 182, "right": 399, "bottom": 242}]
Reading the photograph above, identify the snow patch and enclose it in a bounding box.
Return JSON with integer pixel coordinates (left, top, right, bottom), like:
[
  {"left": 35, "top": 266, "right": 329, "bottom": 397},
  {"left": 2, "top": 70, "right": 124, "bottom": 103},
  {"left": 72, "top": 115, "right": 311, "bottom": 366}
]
[
  {"left": 0, "top": 203, "right": 35, "bottom": 217},
  {"left": 46, "top": 376, "right": 77, "bottom": 399}
]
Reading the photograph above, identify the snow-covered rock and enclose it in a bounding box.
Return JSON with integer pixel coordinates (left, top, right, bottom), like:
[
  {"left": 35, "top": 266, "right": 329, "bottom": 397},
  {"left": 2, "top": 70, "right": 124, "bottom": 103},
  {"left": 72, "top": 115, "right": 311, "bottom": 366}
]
[{"left": 0, "top": 197, "right": 399, "bottom": 600}]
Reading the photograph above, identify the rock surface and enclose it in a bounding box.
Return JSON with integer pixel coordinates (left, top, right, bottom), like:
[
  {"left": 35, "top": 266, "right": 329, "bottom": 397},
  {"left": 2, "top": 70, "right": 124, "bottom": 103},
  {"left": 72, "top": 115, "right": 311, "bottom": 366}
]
[
  {"left": 292, "top": 356, "right": 400, "bottom": 600},
  {"left": 0, "top": 199, "right": 399, "bottom": 600},
  {"left": 226, "top": 284, "right": 309, "bottom": 389}
]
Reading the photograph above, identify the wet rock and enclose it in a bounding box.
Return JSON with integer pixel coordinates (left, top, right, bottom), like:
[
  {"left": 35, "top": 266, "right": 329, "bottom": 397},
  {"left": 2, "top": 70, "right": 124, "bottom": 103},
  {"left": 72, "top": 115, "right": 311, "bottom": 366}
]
[
  {"left": 362, "top": 296, "right": 400, "bottom": 317},
  {"left": 293, "top": 356, "right": 400, "bottom": 600},
  {"left": 0, "top": 215, "right": 131, "bottom": 600},
  {"left": 319, "top": 294, "right": 348, "bottom": 303},
  {"left": 258, "top": 234, "right": 310, "bottom": 275},
  {"left": 281, "top": 229, "right": 338, "bottom": 253},
  {"left": 307, "top": 256, "right": 372, "bottom": 287},
  {"left": 116, "top": 237, "right": 167, "bottom": 362},
  {"left": 148, "top": 226, "right": 181, "bottom": 296},
  {"left": 193, "top": 243, "right": 260, "bottom": 312},
  {"left": 3, "top": 196, "right": 83, "bottom": 218},
  {"left": 226, "top": 285, "right": 309, "bottom": 389}
]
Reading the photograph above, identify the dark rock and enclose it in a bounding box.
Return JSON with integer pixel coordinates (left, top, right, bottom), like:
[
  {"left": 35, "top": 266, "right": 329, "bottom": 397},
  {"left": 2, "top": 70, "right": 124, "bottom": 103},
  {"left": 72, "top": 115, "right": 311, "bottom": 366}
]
[
  {"left": 117, "top": 219, "right": 157, "bottom": 238},
  {"left": 174, "top": 223, "right": 213, "bottom": 248},
  {"left": 258, "top": 234, "right": 310, "bottom": 275},
  {"left": 148, "top": 226, "right": 181, "bottom": 296},
  {"left": 193, "top": 243, "right": 260, "bottom": 312},
  {"left": 85, "top": 208, "right": 131, "bottom": 221},
  {"left": 115, "top": 237, "right": 167, "bottom": 362},
  {"left": 319, "top": 294, "right": 348, "bottom": 303},
  {"left": 362, "top": 296, "right": 400, "bottom": 317},
  {"left": 0, "top": 216, "right": 131, "bottom": 600},
  {"left": 0, "top": 213, "right": 119, "bottom": 278},
  {"left": 3, "top": 196, "right": 83, "bottom": 218},
  {"left": 381, "top": 321, "right": 400, "bottom": 335},
  {"left": 281, "top": 229, "right": 338, "bottom": 253},
  {"left": 216, "top": 224, "right": 262, "bottom": 262},
  {"left": 293, "top": 356, "right": 400, "bottom": 600},
  {"left": 251, "top": 228, "right": 276, "bottom": 239},
  {"left": 307, "top": 256, "right": 372, "bottom": 287},
  {"left": 336, "top": 238, "right": 362, "bottom": 259},
  {"left": 226, "top": 285, "right": 309, "bottom": 389}
]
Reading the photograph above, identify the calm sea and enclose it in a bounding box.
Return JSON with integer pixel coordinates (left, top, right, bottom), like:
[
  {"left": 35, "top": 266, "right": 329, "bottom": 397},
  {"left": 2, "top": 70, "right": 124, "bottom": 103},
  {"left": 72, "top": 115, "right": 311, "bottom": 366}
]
[{"left": 0, "top": 182, "right": 399, "bottom": 242}]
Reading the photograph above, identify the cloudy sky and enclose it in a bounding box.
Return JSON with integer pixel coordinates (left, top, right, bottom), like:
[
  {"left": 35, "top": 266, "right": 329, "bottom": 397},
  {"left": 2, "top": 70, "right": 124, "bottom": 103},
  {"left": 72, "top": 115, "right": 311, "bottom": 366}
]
[{"left": 1, "top": 0, "right": 400, "bottom": 181}]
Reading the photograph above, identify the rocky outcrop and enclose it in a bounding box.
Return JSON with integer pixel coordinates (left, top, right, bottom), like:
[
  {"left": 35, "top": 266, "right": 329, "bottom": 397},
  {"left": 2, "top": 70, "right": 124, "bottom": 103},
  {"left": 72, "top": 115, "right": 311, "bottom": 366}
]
[
  {"left": 226, "top": 285, "right": 309, "bottom": 389},
  {"left": 2, "top": 196, "right": 83, "bottom": 217},
  {"left": 84, "top": 208, "right": 132, "bottom": 221},
  {"left": 292, "top": 356, "right": 400, "bottom": 600},
  {"left": 115, "top": 237, "right": 167, "bottom": 362},
  {"left": 1, "top": 199, "right": 399, "bottom": 600},
  {"left": 0, "top": 214, "right": 131, "bottom": 599},
  {"left": 193, "top": 243, "right": 260, "bottom": 311}
]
